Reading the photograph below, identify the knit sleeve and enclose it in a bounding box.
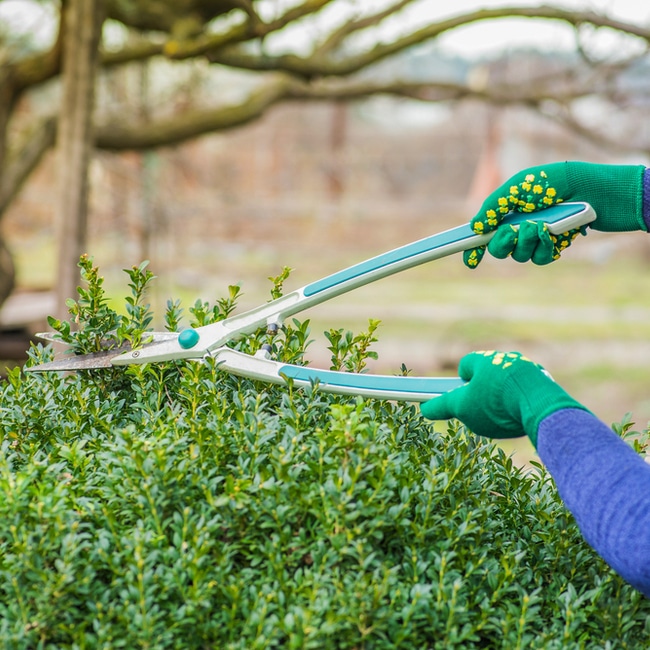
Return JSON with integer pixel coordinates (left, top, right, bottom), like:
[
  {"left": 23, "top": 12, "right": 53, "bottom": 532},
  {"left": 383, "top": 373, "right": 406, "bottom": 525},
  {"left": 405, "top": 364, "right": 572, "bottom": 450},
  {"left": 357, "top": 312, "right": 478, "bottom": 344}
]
[
  {"left": 643, "top": 167, "right": 650, "bottom": 231},
  {"left": 537, "top": 408, "right": 650, "bottom": 597}
]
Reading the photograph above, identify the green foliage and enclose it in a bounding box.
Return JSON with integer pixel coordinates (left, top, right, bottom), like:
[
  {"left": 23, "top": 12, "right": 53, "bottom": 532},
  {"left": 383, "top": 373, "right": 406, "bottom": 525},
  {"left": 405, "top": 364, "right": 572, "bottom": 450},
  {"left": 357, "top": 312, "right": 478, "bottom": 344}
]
[
  {"left": 269, "top": 266, "right": 293, "bottom": 301},
  {"left": 117, "top": 261, "right": 156, "bottom": 348},
  {"left": 46, "top": 255, "right": 156, "bottom": 354},
  {"left": 613, "top": 412, "right": 650, "bottom": 456},
  {"left": 2, "top": 260, "right": 650, "bottom": 648},
  {"left": 188, "top": 284, "right": 241, "bottom": 328},
  {"left": 326, "top": 318, "right": 380, "bottom": 373}
]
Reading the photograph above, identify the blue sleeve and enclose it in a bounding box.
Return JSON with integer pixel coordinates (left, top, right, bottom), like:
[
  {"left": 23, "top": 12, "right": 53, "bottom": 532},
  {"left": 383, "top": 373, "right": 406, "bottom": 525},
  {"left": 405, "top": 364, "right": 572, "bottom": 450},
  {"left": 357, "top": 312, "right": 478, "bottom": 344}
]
[
  {"left": 643, "top": 167, "right": 650, "bottom": 231},
  {"left": 537, "top": 408, "right": 650, "bottom": 597}
]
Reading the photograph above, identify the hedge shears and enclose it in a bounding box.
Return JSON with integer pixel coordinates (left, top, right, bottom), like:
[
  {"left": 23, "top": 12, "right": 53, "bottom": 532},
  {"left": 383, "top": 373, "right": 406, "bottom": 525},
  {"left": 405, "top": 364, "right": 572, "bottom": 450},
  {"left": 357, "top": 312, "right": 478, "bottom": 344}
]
[{"left": 27, "top": 202, "right": 595, "bottom": 401}]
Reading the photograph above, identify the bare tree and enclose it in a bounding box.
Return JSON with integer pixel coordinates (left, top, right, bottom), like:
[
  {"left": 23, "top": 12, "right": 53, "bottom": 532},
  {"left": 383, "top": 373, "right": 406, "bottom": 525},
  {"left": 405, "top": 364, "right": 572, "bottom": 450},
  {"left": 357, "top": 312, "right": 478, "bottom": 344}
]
[{"left": 1, "top": 1, "right": 650, "bottom": 307}]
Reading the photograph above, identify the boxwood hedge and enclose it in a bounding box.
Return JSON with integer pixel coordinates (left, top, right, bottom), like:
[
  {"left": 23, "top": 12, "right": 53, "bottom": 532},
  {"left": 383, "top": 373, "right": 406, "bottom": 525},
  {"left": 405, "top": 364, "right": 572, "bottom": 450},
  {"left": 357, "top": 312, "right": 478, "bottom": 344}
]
[{"left": 0, "top": 258, "right": 648, "bottom": 649}]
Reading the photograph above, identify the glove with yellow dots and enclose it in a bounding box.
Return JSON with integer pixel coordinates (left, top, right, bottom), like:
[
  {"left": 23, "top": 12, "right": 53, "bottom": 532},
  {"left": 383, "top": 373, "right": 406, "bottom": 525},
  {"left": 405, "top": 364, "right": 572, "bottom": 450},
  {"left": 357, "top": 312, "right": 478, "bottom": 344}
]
[
  {"left": 463, "top": 161, "right": 646, "bottom": 269},
  {"left": 420, "top": 351, "right": 589, "bottom": 447}
]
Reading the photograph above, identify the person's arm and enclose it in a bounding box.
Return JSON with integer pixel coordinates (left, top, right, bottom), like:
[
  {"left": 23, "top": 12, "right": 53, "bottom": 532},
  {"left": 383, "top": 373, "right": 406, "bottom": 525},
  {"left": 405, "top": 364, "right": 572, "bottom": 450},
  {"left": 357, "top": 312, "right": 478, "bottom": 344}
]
[
  {"left": 643, "top": 167, "right": 650, "bottom": 230},
  {"left": 538, "top": 408, "right": 650, "bottom": 598},
  {"left": 420, "top": 350, "right": 650, "bottom": 597}
]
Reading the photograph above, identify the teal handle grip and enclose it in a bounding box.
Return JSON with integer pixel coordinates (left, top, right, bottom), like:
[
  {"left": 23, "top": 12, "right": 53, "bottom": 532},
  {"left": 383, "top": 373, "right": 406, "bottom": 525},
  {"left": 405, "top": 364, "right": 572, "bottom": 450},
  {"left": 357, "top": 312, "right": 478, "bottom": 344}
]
[
  {"left": 304, "top": 202, "right": 595, "bottom": 297},
  {"left": 211, "top": 348, "right": 463, "bottom": 402},
  {"left": 280, "top": 365, "right": 464, "bottom": 401}
]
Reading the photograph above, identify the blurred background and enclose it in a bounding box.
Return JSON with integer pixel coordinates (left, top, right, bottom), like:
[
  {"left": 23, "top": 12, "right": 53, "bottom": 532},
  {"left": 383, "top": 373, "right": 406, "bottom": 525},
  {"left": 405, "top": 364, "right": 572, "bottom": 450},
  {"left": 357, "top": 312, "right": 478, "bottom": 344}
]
[{"left": 1, "top": 0, "right": 650, "bottom": 439}]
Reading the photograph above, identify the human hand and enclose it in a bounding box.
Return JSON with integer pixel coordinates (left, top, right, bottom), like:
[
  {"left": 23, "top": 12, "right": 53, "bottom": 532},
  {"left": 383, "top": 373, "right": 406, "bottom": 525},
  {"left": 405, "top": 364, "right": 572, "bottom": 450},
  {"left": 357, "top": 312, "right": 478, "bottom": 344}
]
[
  {"left": 463, "top": 161, "right": 646, "bottom": 269},
  {"left": 420, "top": 350, "right": 588, "bottom": 447}
]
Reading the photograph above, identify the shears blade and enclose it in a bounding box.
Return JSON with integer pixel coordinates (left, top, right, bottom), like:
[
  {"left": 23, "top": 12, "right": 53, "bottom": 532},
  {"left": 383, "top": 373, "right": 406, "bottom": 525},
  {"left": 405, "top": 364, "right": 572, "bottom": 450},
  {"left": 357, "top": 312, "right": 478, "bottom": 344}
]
[
  {"left": 26, "top": 332, "right": 180, "bottom": 372},
  {"left": 27, "top": 347, "right": 133, "bottom": 372}
]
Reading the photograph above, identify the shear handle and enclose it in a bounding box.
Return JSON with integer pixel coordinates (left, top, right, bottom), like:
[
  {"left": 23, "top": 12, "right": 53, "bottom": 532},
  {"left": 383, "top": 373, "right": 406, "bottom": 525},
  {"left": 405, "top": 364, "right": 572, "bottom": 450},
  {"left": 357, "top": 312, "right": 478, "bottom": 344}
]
[
  {"left": 212, "top": 348, "right": 464, "bottom": 401},
  {"left": 302, "top": 201, "right": 594, "bottom": 297}
]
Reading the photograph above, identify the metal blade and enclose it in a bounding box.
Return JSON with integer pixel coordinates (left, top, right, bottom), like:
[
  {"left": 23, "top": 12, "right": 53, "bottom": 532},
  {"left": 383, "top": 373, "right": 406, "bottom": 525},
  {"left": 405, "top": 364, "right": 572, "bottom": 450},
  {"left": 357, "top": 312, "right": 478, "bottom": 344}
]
[
  {"left": 34, "top": 331, "right": 178, "bottom": 344},
  {"left": 34, "top": 332, "right": 64, "bottom": 344},
  {"left": 25, "top": 332, "right": 180, "bottom": 372},
  {"left": 25, "top": 346, "right": 133, "bottom": 372}
]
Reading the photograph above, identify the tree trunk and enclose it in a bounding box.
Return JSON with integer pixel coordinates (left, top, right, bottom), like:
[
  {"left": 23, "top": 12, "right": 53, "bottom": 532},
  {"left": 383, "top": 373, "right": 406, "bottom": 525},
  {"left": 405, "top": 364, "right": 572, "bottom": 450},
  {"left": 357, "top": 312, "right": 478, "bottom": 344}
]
[
  {"left": 0, "top": 71, "right": 17, "bottom": 306},
  {"left": 55, "top": 0, "right": 104, "bottom": 315}
]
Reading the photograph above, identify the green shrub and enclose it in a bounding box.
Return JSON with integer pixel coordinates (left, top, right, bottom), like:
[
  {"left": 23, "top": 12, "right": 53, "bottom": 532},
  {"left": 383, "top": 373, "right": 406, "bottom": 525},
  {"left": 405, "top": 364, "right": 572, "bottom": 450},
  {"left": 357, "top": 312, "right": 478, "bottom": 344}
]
[{"left": 0, "top": 258, "right": 649, "bottom": 649}]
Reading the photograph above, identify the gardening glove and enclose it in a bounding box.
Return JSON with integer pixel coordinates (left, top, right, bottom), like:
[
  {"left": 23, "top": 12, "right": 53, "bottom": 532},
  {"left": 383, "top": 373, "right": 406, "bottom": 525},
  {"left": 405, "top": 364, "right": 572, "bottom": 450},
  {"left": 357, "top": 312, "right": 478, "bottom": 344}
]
[
  {"left": 463, "top": 161, "right": 646, "bottom": 269},
  {"left": 420, "top": 350, "right": 589, "bottom": 448}
]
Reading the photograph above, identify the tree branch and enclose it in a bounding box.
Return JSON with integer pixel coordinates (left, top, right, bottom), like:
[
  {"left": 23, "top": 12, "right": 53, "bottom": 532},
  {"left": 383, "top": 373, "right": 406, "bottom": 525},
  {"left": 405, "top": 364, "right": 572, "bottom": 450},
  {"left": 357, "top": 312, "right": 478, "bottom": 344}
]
[
  {"left": 9, "top": 4, "right": 650, "bottom": 94},
  {"left": 3, "top": 2, "right": 649, "bottom": 202},
  {"left": 288, "top": 74, "right": 608, "bottom": 106},
  {"left": 158, "top": 0, "right": 335, "bottom": 60},
  {"left": 92, "top": 68, "right": 612, "bottom": 151},
  {"left": 12, "top": 9, "right": 65, "bottom": 93},
  {"left": 316, "top": 0, "right": 417, "bottom": 55},
  {"left": 208, "top": 5, "right": 650, "bottom": 78},
  {"left": 8, "top": 0, "right": 335, "bottom": 88},
  {"left": 102, "top": 39, "right": 165, "bottom": 67},
  {"left": 0, "top": 61, "right": 645, "bottom": 209},
  {"left": 94, "top": 75, "right": 296, "bottom": 149}
]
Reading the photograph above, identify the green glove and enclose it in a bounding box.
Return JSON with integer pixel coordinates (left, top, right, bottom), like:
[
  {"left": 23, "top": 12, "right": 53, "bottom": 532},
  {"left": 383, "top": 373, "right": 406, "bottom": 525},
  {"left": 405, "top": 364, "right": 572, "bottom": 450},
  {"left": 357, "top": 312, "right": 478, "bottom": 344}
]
[
  {"left": 463, "top": 161, "right": 646, "bottom": 269},
  {"left": 420, "top": 350, "right": 589, "bottom": 447},
  {"left": 485, "top": 220, "right": 586, "bottom": 266}
]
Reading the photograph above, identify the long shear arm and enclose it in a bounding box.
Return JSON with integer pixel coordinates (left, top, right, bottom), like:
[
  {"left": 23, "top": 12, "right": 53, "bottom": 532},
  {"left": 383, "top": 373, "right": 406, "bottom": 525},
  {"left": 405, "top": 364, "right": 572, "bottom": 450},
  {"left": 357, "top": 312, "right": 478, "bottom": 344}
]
[
  {"left": 213, "top": 348, "right": 465, "bottom": 401},
  {"left": 111, "top": 201, "right": 595, "bottom": 366}
]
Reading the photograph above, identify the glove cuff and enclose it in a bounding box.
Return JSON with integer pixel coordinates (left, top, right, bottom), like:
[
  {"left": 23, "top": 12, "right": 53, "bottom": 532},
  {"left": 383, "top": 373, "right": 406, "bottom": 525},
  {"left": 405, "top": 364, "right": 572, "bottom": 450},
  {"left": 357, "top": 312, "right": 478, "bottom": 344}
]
[
  {"left": 513, "top": 370, "right": 590, "bottom": 448},
  {"left": 527, "top": 398, "right": 591, "bottom": 449},
  {"left": 566, "top": 162, "right": 645, "bottom": 232}
]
